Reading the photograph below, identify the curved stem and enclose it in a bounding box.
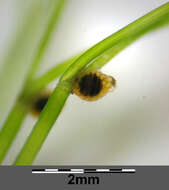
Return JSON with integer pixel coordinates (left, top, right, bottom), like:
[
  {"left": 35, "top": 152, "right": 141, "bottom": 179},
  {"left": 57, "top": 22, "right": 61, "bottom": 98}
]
[
  {"left": 14, "top": 81, "right": 72, "bottom": 165},
  {"left": 24, "top": 52, "right": 82, "bottom": 99},
  {"left": 61, "top": 2, "right": 169, "bottom": 81},
  {"left": 0, "top": 0, "right": 67, "bottom": 164},
  {"left": 14, "top": 2, "right": 169, "bottom": 165}
]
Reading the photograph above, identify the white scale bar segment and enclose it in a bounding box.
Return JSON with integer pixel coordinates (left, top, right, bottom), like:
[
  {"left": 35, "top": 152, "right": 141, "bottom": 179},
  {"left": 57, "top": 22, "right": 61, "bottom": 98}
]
[
  {"left": 122, "top": 169, "right": 136, "bottom": 172},
  {"left": 45, "top": 169, "right": 58, "bottom": 172},
  {"left": 96, "top": 169, "right": 110, "bottom": 172},
  {"left": 70, "top": 169, "right": 84, "bottom": 172}
]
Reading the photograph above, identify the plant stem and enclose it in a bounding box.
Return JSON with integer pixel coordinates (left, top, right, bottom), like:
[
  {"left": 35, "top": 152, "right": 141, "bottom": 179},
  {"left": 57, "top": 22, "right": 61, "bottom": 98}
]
[
  {"left": 61, "top": 2, "right": 169, "bottom": 81},
  {"left": 14, "top": 81, "right": 72, "bottom": 165},
  {"left": 24, "top": 0, "right": 67, "bottom": 85},
  {"left": 0, "top": 0, "right": 67, "bottom": 164},
  {"left": 24, "top": 52, "right": 82, "bottom": 99},
  {"left": 0, "top": 102, "right": 28, "bottom": 164},
  {"left": 14, "top": 2, "right": 169, "bottom": 165},
  {"left": 22, "top": 0, "right": 169, "bottom": 96}
]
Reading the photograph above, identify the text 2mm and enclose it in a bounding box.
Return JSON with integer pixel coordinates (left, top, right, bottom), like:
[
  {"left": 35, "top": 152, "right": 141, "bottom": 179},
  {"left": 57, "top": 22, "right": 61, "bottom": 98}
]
[{"left": 67, "top": 174, "right": 100, "bottom": 185}]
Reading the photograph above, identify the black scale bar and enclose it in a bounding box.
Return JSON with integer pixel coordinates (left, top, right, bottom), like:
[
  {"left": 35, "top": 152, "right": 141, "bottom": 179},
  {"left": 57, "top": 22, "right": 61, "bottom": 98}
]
[
  {"left": 32, "top": 169, "right": 45, "bottom": 171},
  {"left": 32, "top": 168, "right": 135, "bottom": 174},
  {"left": 55, "top": 169, "right": 71, "bottom": 171}
]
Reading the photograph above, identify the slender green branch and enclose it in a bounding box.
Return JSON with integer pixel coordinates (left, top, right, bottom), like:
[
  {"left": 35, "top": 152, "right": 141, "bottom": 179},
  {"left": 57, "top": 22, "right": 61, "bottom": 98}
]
[
  {"left": 0, "top": 2, "right": 45, "bottom": 123},
  {"left": 0, "top": 51, "right": 75, "bottom": 164},
  {"left": 14, "top": 81, "right": 72, "bottom": 165},
  {"left": 24, "top": 0, "right": 67, "bottom": 85},
  {"left": 61, "top": 2, "right": 169, "bottom": 81},
  {"left": 24, "top": 52, "right": 82, "bottom": 99},
  {"left": 0, "top": 0, "right": 67, "bottom": 164},
  {"left": 21, "top": 2, "right": 169, "bottom": 100},
  {"left": 85, "top": 41, "right": 130, "bottom": 72},
  {"left": 14, "top": 2, "right": 169, "bottom": 165},
  {"left": 0, "top": 102, "right": 28, "bottom": 164}
]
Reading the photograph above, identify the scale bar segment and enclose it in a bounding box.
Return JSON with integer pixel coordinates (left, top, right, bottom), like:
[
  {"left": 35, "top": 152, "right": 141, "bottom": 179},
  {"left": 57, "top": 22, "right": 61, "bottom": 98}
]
[
  {"left": 84, "top": 168, "right": 122, "bottom": 173},
  {"left": 122, "top": 169, "right": 136, "bottom": 173}
]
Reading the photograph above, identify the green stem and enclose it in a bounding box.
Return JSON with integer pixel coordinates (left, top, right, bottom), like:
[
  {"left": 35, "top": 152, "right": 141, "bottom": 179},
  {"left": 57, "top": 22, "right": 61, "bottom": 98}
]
[
  {"left": 24, "top": 52, "right": 82, "bottom": 99},
  {"left": 14, "top": 2, "right": 169, "bottom": 165},
  {"left": 14, "top": 81, "right": 72, "bottom": 165},
  {"left": 21, "top": 2, "right": 169, "bottom": 100},
  {"left": 0, "top": 102, "right": 28, "bottom": 164},
  {"left": 0, "top": 0, "right": 67, "bottom": 164},
  {"left": 61, "top": 2, "right": 169, "bottom": 81},
  {"left": 24, "top": 0, "right": 67, "bottom": 85},
  {"left": 85, "top": 41, "right": 130, "bottom": 71}
]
